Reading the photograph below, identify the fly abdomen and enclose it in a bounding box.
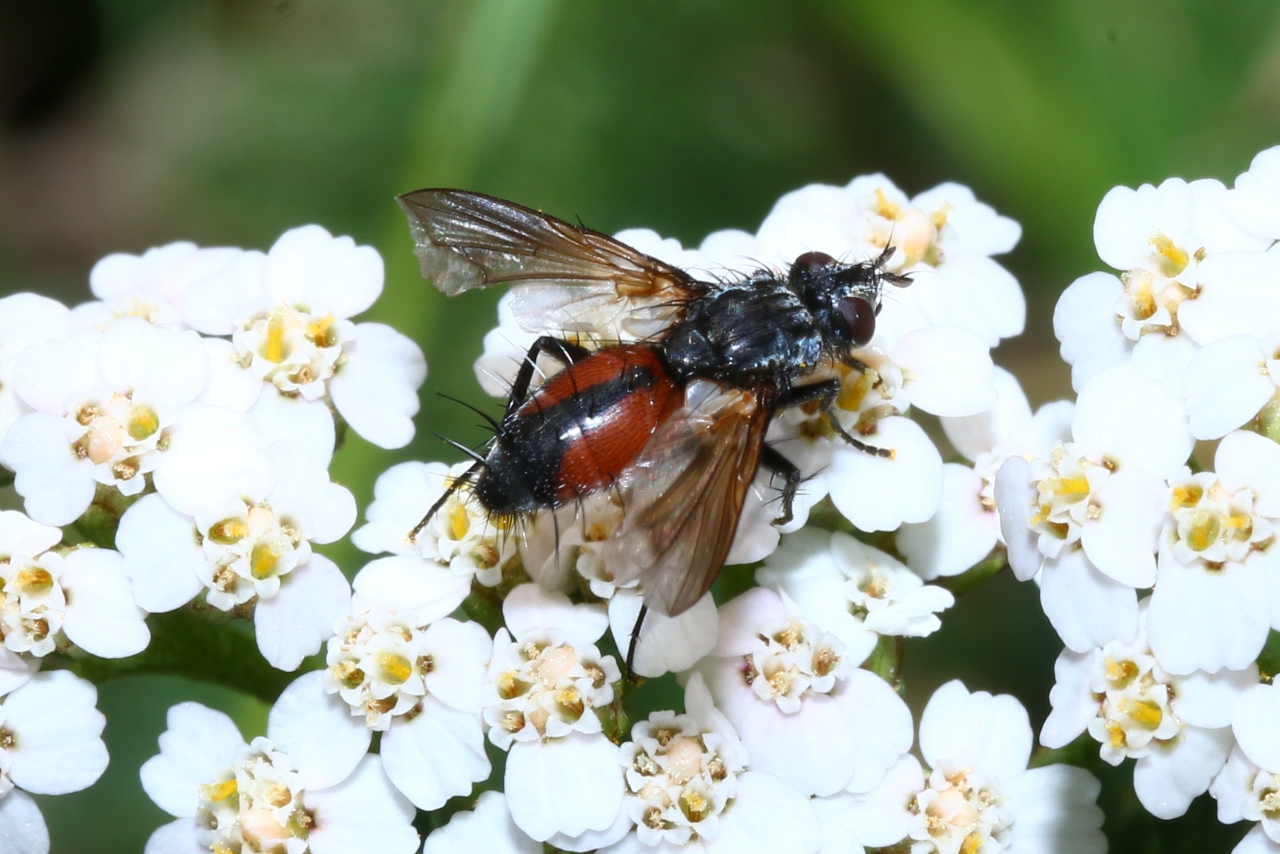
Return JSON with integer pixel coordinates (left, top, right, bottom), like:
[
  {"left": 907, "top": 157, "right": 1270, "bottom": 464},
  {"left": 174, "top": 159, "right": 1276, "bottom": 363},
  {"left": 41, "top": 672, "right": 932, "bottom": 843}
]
[{"left": 473, "top": 344, "right": 684, "bottom": 515}]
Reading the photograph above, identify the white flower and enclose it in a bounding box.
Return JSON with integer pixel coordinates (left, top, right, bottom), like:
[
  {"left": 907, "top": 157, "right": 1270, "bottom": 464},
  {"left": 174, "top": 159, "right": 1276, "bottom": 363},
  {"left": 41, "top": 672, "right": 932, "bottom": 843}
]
[
  {"left": 75, "top": 242, "right": 244, "bottom": 332},
  {"left": 353, "top": 460, "right": 514, "bottom": 589},
  {"left": 424, "top": 791, "right": 541, "bottom": 854},
  {"left": 1147, "top": 431, "right": 1280, "bottom": 675},
  {"left": 848, "top": 681, "right": 1106, "bottom": 854},
  {"left": 117, "top": 441, "right": 354, "bottom": 671},
  {"left": 0, "top": 318, "right": 209, "bottom": 525},
  {"left": 996, "top": 364, "right": 1191, "bottom": 590},
  {"left": 756, "top": 528, "right": 953, "bottom": 665},
  {"left": 1210, "top": 683, "right": 1280, "bottom": 847},
  {"left": 1041, "top": 600, "right": 1246, "bottom": 818},
  {"left": 141, "top": 698, "right": 419, "bottom": 854},
  {"left": 311, "top": 564, "right": 494, "bottom": 810},
  {"left": 0, "top": 293, "right": 72, "bottom": 449},
  {"left": 1224, "top": 145, "right": 1280, "bottom": 239},
  {"left": 0, "top": 671, "right": 108, "bottom": 854},
  {"left": 482, "top": 584, "right": 625, "bottom": 842},
  {"left": 0, "top": 510, "right": 147, "bottom": 664},
  {"left": 693, "top": 588, "right": 913, "bottom": 798},
  {"left": 596, "top": 673, "right": 822, "bottom": 854},
  {"left": 180, "top": 225, "right": 427, "bottom": 454},
  {"left": 899, "top": 367, "right": 1073, "bottom": 579},
  {"left": 1054, "top": 177, "right": 1269, "bottom": 393}
]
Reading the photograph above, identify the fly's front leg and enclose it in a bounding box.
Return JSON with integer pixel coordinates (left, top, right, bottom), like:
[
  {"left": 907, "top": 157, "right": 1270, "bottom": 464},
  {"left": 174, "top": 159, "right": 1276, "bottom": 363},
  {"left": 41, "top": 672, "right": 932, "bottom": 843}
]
[
  {"left": 408, "top": 460, "right": 483, "bottom": 544},
  {"left": 778, "top": 378, "right": 893, "bottom": 459},
  {"left": 506, "top": 336, "right": 592, "bottom": 415}
]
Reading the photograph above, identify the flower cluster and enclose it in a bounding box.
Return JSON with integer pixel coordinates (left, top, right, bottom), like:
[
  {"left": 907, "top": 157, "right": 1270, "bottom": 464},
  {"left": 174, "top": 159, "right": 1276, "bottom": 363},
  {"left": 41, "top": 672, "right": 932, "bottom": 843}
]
[{"left": 997, "top": 143, "right": 1280, "bottom": 849}]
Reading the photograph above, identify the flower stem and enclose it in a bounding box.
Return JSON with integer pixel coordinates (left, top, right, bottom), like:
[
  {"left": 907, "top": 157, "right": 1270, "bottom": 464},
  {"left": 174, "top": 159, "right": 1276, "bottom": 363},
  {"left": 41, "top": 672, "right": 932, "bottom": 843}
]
[{"left": 47, "top": 607, "right": 298, "bottom": 704}]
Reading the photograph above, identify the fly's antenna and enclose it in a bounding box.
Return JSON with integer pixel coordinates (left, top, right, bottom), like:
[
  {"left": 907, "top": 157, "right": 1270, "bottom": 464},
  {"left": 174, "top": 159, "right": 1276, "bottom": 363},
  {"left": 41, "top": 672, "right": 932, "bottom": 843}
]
[
  {"left": 408, "top": 460, "right": 483, "bottom": 543},
  {"left": 437, "top": 393, "right": 501, "bottom": 432},
  {"left": 434, "top": 433, "right": 488, "bottom": 465}
]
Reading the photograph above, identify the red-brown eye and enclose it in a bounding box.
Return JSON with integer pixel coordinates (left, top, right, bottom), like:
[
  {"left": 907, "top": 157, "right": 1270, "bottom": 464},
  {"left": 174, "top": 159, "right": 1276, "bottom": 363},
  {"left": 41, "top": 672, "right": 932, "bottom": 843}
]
[
  {"left": 794, "top": 251, "right": 836, "bottom": 276},
  {"left": 839, "top": 296, "right": 875, "bottom": 347}
]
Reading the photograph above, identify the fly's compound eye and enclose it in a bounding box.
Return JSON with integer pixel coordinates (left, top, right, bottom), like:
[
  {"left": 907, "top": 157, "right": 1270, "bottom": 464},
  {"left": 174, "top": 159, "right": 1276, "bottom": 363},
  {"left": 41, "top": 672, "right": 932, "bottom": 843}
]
[
  {"left": 793, "top": 251, "right": 837, "bottom": 277},
  {"left": 839, "top": 296, "right": 876, "bottom": 347}
]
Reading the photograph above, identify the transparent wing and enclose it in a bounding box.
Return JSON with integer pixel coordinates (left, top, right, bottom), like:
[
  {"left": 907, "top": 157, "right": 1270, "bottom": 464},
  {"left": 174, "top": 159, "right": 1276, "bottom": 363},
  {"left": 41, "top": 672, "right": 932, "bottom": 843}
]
[
  {"left": 397, "top": 189, "right": 700, "bottom": 336},
  {"left": 606, "top": 382, "right": 770, "bottom": 617}
]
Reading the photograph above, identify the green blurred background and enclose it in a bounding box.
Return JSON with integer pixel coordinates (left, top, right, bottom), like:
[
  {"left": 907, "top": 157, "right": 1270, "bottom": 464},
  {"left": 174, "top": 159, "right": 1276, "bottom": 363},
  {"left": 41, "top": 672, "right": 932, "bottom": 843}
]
[{"left": 2, "top": 0, "right": 1278, "bottom": 850}]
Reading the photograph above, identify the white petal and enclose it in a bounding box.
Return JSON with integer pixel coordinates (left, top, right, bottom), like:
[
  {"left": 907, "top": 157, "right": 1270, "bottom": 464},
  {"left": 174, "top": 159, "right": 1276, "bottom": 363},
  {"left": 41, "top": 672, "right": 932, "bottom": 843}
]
[
  {"left": 1133, "top": 726, "right": 1234, "bottom": 819},
  {"left": 1183, "top": 335, "right": 1273, "bottom": 440},
  {"left": 826, "top": 417, "right": 943, "bottom": 532},
  {"left": 941, "top": 366, "right": 1032, "bottom": 461},
  {"left": 142, "top": 818, "right": 203, "bottom": 854},
  {"left": 9, "top": 331, "right": 99, "bottom": 414},
  {"left": 504, "top": 734, "right": 625, "bottom": 842},
  {"left": 0, "top": 789, "right": 49, "bottom": 854},
  {"left": 265, "top": 441, "right": 356, "bottom": 544},
  {"left": 179, "top": 249, "right": 267, "bottom": 335},
  {"left": 99, "top": 320, "right": 207, "bottom": 408},
  {"left": 1053, "top": 272, "right": 1129, "bottom": 393},
  {"left": 1182, "top": 252, "right": 1280, "bottom": 344},
  {"left": 503, "top": 584, "right": 608, "bottom": 647},
  {"left": 59, "top": 547, "right": 150, "bottom": 657},
  {"left": 1079, "top": 468, "right": 1162, "bottom": 587},
  {"left": 305, "top": 754, "right": 419, "bottom": 854},
  {"left": 1004, "top": 764, "right": 1105, "bottom": 854},
  {"left": 5, "top": 672, "right": 106, "bottom": 795},
  {"left": 198, "top": 337, "right": 262, "bottom": 411},
  {"left": 704, "top": 771, "right": 822, "bottom": 854},
  {"left": 1172, "top": 665, "right": 1259, "bottom": 730},
  {"left": 918, "top": 679, "right": 1030, "bottom": 781},
  {"left": 827, "top": 754, "right": 922, "bottom": 846},
  {"left": 1148, "top": 550, "right": 1271, "bottom": 675},
  {"left": 0, "top": 648, "right": 38, "bottom": 696},
  {"left": 420, "top": 619, "right": 493, "bottom": 713},
  {"left": 254, "top": 554, "right": 351, "bottom": 671},
  {"left": 994, "top": 456, "right": 1042, "bottom": 581},
  {"left": 140, "top": 702, "right": 246, "bottom": 818},
  {"left": 381, "top": 697, "right": 490, "bottom": 810},
  {"left": 1072, "top": 364, "right": 1192, "bottom": 475},
  {"left": 423, "top": 791, "right": 541, "bottom": 854},
  {"left": 249, "top": 390, "right": 336, "bottom": 468},
  {"left": 267, "top": 671, "right": 369, "bottom": 791},
  {"left": 1233, "top": 684, "right": 1280, "bottom": 772},
  {"left": 897, "top": 463, "right": 998, "bottom": 579},
  {"left": 264, "top": 226, "right": 383, "bottom": 319},
  {"left": 894, "top": 326, "right": 996, "bottom": 416},
  {"left": 0, "top": 414, "right": 95, "bottom": 526},
  {"left": 115, "top": 494, "right": 206, "bottom": 613},
  {"left": 329, "top": 323, "right": 426, "bottom": 450},
  {"left": 710, "top": 587, "right": 788, "bottom": 657},
  {"left": 1128, "top": 331, "right": 1199, "bottom": 397},
  {"left": 1233, "top": 825, "right": 1280, "bottom": 854},
  {"left": 608, "top": 590, "right": 717, "bottom": 678},
  {"left": 1039, "top": 550, "right": 1138, "bottom": 653},
  {"left": 153, "top": 404, "right": 274, "bottom": 516},
  {"left": 1217, "top": 430, "right": 1280, "bottom": 518},
  {"left": 1041, "top": 649, "right": 1098, "bottom": 749},
  {"left": 0, "top": 512, "right": 61, "bottom": 558},
  {"left": 351, "top": 556, "right": 471, "bottom": 626}
]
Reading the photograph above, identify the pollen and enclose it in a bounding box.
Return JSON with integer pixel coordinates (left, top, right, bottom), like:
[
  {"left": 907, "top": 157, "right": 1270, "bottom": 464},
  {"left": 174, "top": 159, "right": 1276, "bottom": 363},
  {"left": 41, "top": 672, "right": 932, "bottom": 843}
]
[
  {"left": 555, "top": 687, "right": 584, "bottom": 718},
  {"left": 208, "top": 518, "right": 249, "bottom": 544},
  {"left": 113, "top": 458, "right": 140, "bottom": 481},
  {"left": 448, "top": 502, "right": 470, "bottom": 541},
  {"left": 263, "top": 313, "right": 288, "bottom": 364},
  {"left": 1121, "top": 697, "right": 1164, "bottom": 730},
  {"left": 331, "top": 659, "right": 364, "bottom": 688},
  {"left": 1171, "top": 483, "right": 1203, "bottom": 508},
  {"left": 874, "top": 188, "right": 901, "bottom": 220},
  {"left": 306, "top": 314, "right": 337, "bottom": 348},
  {"left": 1186, "top": 509, "right": 1221, "bottom": 552},
  {"left": 200, "top": 779, "right": 238, "bottom": 802},
  {"left": 1149, "top": 232, "right": 1189, "bottom": 276},
  {"left": 375, "top": 651, "right": 413, "bottom": 684},
  {"left": 680, "top": 789, "right": 709, "bottom": 823},
  {"left": 960, "top": 831, "right": 984, "bottom": 854},
  {"left": 15, "top": 568, "right": 53, "bottom": 595},
  {"left": 250, "top": 543, "right": 282, "bottom": 580},
  {"left": 1103, "top": 656, "right": 1138, "bottom": 688},
  {"left": 127, "top": 404, "right": 160, "bottom": 440}
]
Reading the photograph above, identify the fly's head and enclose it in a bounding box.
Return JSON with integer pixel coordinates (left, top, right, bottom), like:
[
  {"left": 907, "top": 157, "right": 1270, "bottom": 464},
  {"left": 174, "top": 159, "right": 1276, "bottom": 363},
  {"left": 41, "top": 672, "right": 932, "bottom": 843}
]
[{"left": 789, "top": 247, "right": 912, "bottom": 355}]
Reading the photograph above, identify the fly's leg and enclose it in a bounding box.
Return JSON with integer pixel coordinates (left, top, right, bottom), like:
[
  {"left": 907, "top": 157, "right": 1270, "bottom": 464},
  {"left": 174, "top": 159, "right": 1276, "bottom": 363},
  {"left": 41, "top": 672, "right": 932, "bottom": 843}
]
[
  {"left": 505, "top": 336, "right": 592, "bottom": 415},
  {"left": 760, "top": 446, "right": 803, "bottom": 526},
  {"left": 776, "top": 378, "right": 893, "bottom": 458},
  {"left": 626, "top": 604, "right": 648, "bottom": 680},
  {"left": 408, "top": 460, "right": 483, "bottom": 544}
]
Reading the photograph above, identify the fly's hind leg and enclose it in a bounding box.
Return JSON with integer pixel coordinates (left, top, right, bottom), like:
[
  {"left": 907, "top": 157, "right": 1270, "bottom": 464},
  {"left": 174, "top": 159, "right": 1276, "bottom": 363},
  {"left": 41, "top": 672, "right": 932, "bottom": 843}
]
[
  {"left": 760, "top": 446, "right": 803, "bottom": 526},
  {"left": 506, "top": 336, "right": 593, "bottom": 415},
  {"left": 408, "top": 460, "right": 484, "bottom": 544}
]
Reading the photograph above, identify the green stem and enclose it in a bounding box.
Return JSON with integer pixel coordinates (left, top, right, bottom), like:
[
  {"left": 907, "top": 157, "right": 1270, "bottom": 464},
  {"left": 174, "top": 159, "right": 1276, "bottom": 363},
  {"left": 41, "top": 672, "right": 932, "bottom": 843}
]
[
  {"left": 865, "top": 635, "right": 904, "bottom": 693},
  {"left": 935, "top": 546, "right": 1008, "bottom": 597},
  {"left": 47, "top": 608, "right": 298, "bottom": 704},
  {"left": 1028, "top": 731, "right": 1101, "bottom": 770}
]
